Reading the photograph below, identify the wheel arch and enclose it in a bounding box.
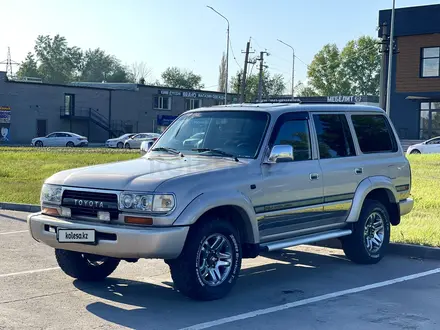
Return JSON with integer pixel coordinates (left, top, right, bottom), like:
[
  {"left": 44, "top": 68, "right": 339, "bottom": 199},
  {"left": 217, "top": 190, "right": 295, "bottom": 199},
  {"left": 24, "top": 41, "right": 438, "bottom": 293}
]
[{"left": 346, "top": 176, "right": 400, "bottom": 226}]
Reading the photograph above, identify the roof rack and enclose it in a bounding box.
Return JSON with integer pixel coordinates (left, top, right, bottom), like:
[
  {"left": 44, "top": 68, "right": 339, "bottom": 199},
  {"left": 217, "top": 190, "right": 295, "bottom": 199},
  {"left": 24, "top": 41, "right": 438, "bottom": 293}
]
[{"left": 299, "top": 101, "right": 356, "bottom": 105}]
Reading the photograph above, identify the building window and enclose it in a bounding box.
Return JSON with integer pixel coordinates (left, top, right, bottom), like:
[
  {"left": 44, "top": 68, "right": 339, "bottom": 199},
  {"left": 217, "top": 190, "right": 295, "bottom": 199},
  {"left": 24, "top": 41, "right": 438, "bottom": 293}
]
[
  {"left": 420, "top": 102, "right": 440, "bottom": 139},
  {"left": 153, "top": 96, "right": 171, "bottom": 110},
  {"left": 421, "top": 47, "right": 440, "bottom": 77},
  {"left": 64, "top": 94, "right": 75, "bottom": 116},
  {"left": 185, "top": 99, "right": 201, "bottom": 110}
]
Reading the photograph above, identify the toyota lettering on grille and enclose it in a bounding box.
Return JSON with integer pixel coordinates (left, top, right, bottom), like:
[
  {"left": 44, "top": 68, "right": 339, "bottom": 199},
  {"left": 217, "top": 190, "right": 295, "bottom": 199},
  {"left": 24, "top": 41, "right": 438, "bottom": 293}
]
[{"left": 74, "top": 199, "right": 104, "bottom": 208}]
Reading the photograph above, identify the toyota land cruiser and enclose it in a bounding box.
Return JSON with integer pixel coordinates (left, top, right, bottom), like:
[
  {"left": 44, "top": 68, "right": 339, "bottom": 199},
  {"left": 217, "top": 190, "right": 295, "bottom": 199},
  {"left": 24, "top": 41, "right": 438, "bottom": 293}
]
[{"left": 27, "top": 102, "right": 413, "bottom": 301}]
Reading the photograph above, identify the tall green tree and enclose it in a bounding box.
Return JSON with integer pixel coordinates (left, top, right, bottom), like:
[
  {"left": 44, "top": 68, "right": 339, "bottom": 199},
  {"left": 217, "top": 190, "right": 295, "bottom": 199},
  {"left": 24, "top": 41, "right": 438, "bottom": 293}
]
[
  {"left": 340, "top": 36, "right": 380, "bottom": 95},
  {"left": 307, "top": 44, "right": 352, "bottom": 96},
  {"left": 295, "top": 81, "right": 318, "bottom": 97},
  {"left": 16, "top": 52, "right": 40, "bottom": 78},
  {"left": 218, "top": 52, "right": 226, "bottom": 92},
  {"left": 230, "top": 69, "right": 286, "bottom": 102},
  {"left": 161, "top": 67, "right": 204, "bottom": 89}
]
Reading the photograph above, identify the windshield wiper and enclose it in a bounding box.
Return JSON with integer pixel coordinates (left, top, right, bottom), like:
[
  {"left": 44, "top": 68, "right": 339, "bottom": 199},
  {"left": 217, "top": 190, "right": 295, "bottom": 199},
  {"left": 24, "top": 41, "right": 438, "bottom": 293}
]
[
  {"left": 151, "top": 147, "right": 183, "bottom": 156},
  {"left": 192, "top": 148, "right": 239, "bottom": 162}
]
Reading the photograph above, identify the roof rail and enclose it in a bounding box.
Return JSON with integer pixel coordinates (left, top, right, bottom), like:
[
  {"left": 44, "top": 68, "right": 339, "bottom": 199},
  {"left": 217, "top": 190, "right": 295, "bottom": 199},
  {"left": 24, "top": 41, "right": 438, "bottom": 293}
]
[{"left": 299, "top": 101, "right": 355, "bottom": 105}]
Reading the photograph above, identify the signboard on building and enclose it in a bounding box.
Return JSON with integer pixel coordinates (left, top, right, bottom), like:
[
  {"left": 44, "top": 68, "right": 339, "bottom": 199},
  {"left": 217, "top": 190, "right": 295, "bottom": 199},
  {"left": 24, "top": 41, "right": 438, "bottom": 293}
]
[
  {"left": 0, "top": 106, "right": 11, "bottom": 124},
  {"left": 158, "top": 90, "right": 226, "bottom": 100},
  {"left": 157, "top": 115, "right": 178, "bottom": 126}
]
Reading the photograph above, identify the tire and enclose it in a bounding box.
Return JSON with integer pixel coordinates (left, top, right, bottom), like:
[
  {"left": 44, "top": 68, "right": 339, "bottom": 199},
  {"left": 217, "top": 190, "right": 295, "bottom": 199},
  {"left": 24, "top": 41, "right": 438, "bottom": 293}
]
[
  {"left": 125, "top": 143, "right": 131, "bottom": 149},
  {"left": 66, "top": 141, "right": 75, "bottom": 148},
  {"left": 55, "top": 249, "right": 120, "bottom": 281},
  {"left": 341, "top": 199, "right": 390, "bottom": 265},
  {"left": 35, "top": 140, "right": 43, "bottom": 147},
  {"left": 410, "top": 149, "right": 421, "bottom": 154},
  {"left": 117, "top": 142, "right": 123, "bottom": 149},
  {"left": 168, "top": 217, "right": 242, "bottom": 301}
]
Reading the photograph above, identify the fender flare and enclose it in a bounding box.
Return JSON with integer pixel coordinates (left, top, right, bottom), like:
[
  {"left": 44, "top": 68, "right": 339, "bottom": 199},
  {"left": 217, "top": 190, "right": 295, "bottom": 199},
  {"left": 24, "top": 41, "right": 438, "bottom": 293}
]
[
  {"left": 173, "top": 191, "right": 259, "bottom": 244},
  {"left": 346, "top": 176, "right": 398, "bottom": 223}
]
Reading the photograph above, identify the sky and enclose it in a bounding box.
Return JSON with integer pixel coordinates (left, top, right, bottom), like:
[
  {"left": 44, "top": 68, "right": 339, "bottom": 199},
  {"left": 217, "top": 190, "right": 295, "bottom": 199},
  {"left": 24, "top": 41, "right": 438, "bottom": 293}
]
[{"left": 0, "top": 0, "right": 437, "bottom": 92}]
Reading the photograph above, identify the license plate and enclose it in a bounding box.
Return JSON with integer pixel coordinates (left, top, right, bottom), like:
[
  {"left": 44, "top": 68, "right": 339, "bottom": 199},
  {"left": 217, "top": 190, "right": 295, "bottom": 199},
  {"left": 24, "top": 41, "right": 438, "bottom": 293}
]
[{"left": 57, "top": 229, "right": 96, "bottom": 243}]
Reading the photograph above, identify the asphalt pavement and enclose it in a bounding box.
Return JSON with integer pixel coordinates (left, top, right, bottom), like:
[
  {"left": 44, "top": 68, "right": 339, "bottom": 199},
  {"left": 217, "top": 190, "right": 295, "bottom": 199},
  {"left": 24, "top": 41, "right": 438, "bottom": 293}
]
[{"left": 1, "top": 210, "right": 440, "bottom": 330}]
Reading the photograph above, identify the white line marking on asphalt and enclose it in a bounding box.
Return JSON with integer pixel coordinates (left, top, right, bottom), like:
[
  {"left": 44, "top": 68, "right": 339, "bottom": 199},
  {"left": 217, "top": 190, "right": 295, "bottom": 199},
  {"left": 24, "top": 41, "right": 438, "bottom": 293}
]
[
  {"left": 0, "top": 230, "right": 28, "bottom": 235},
  {"left": 180, "top": 267, "right": 440, "bottom": 330},
  {"left": 0, "top": 267, "right": 60, "bottom": 279}
]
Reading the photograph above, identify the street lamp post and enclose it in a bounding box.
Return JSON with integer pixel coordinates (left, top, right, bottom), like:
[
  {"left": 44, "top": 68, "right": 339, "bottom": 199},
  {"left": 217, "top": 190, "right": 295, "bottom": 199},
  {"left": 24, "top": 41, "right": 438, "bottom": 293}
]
[
  {"left": 277, "top": 39, "right": 295, "bottom": 100},
  {"left": 385, "top": 0, "right": 396, "bottom": 117},
  {"left": 207, "top": 6, "right": 229, "bottom": 105}
]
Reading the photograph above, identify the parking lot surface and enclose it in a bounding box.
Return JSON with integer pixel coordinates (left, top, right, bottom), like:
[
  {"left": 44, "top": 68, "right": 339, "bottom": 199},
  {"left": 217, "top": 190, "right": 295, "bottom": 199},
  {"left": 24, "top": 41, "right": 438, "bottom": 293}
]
[{"left": 1, "top": 210, "right": 440, "bottom": 330}]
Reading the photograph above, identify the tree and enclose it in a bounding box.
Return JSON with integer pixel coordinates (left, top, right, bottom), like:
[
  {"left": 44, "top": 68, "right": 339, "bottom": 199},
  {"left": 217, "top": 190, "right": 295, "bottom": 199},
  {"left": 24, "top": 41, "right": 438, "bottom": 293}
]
[
  {"left": 340, "top": 36, "right": 380, "bottom": 95},
  {"left": 161, "top": 67, "right": 204, "bottom": 89},
  {"left": 295, "top": 81, "right": 318, "bottom": 97},
  {"left": 218, "top": 52, "right": 226, "bottom": 92},
  {"left": 16, "top": 52, "right": 40, "bottom": 78},
  {"left": 307, "top": 36, "right": 381, "bottom": 96},
  {"left": 307, "top": 44, "right": 352, "bottom": 96},
  {"left": 131, "top": 61, "right": 152, "bottom": 84},
  {"left": 230, "top": 69, "right": 286, "bottom": 102}
]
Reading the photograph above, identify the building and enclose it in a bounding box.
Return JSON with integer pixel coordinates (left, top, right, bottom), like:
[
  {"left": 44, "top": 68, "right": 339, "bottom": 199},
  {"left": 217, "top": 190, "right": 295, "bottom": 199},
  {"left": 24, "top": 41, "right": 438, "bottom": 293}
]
[
  {"left": 379, "top": 3, "right": 440, "bottom": 140},
  {"left": 0, "top": 71, "right": 237, "bottom": 144}
]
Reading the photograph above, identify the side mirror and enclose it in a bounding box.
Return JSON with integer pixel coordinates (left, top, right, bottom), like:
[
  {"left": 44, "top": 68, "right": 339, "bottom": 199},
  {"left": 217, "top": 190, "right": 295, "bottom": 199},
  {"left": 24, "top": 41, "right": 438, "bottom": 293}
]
[{"left": 266, "top": 145, "right": 294, "bottom": 163}]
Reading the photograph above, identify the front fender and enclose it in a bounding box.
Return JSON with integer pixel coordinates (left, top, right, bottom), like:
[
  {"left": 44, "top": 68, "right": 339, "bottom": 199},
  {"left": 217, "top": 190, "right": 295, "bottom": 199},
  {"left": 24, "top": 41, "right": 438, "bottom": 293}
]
[
  {"left": 346, "top": 176, "right": 398, "bottom": 223},
  {"left": 173, "top": 191, "right": 259, "bottom": 244}
]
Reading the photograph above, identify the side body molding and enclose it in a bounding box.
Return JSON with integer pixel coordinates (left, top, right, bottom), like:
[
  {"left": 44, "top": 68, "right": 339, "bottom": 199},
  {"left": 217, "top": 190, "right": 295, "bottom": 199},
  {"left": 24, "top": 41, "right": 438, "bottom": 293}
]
[
  {"left": 173, "top": 191, "right": 259, "bottom": 244},
  {"left": 346, "top": 176, "right": 399, "bottom": 223}
]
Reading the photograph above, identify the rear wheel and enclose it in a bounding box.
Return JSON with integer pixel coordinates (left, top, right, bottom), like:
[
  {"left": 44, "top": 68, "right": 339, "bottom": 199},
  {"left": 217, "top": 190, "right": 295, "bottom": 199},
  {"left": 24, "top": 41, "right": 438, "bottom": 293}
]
[
  {"left": 66, "top": 141, "right": 74, "bottom": 148},
  {"left": 117, "top": 142, "right": 123, "bottom": 149},
  {"left": 168, "top": 217, "right": 242, "bottom": 301},
  {"left": 55, "top": 249, "right": 120, "bottom": 281},
  {"left": 341, "top": 200, "right": 390, "bottom": 264},
  {"left": 125, "top": 143, "right": 131, "bottom": 149}
]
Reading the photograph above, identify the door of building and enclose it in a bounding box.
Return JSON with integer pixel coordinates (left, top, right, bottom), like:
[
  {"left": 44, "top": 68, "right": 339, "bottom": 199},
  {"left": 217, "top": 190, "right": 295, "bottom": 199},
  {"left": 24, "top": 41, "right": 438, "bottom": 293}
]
[{"left": 36, "top": 120, "right": 47, "bottom": 137}]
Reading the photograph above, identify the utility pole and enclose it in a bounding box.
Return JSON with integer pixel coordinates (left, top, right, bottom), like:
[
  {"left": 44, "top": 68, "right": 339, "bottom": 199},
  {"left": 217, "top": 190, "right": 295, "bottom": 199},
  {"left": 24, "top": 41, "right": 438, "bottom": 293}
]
[
  {"left": 379, "top": 22, "right": 389, "bottom": 110},
  {"left": 257, "top": 51, "right": 269, "bottom": 102},
  {"left": 385, "top": 0, "right": 396, "bottom": 117},
  {"left": 239, "top": 40, "right": 255, "bottom": 103}
]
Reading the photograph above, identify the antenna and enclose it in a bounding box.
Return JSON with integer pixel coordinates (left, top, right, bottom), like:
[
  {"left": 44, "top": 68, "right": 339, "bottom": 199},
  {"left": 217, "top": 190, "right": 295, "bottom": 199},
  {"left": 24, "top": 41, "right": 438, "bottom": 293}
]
[{"left": 0, "top": 47, "right": 19, "bottom": 78}]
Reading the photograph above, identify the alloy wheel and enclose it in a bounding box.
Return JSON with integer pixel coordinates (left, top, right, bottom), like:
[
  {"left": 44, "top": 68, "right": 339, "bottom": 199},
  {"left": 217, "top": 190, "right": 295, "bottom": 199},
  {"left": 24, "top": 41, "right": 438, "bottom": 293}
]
[{"left": 364, "top": 211, "right": 385, "bottom": 254}]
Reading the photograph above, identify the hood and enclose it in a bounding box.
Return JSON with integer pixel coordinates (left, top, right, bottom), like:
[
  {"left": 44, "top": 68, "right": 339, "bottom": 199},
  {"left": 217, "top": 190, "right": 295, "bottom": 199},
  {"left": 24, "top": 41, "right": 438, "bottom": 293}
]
[
  {"left": 45, "top": 155, "right": 245, "bottom": 191},
  {"left": 408, "top": 143, "right": 424, "bottom": 148}
]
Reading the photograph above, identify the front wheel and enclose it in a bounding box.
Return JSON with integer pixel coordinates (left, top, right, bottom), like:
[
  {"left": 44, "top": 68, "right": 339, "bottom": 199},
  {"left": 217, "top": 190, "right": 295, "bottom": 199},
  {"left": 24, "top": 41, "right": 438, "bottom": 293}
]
[
  {"left": 55, "top": 249, "right": 120, "bottom": 281},
  {"left": 168, "top": 218, "right": 242, "bottom": 301},
  {"left": 410, "top": 149, "right": 421, "bottom": 154},
  {"left": 117, "top": 142, "right": 123, "bottom": 149},
  {"left": 341, "top": 200, "right": 390, "bottom": 264}
]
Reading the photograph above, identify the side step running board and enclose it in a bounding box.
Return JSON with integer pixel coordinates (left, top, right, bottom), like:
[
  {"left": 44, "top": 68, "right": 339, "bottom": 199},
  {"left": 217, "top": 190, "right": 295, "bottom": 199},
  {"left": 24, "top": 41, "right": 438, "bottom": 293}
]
[{"left": 260, "top": 229, "right": 353, "bottom": 252}]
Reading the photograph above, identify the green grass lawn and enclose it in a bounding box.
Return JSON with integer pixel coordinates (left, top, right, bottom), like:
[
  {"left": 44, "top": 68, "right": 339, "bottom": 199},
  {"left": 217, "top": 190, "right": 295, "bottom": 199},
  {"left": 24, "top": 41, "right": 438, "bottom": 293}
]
[{"left": 0, "top": 147, "right": 439, "bottom": 247}]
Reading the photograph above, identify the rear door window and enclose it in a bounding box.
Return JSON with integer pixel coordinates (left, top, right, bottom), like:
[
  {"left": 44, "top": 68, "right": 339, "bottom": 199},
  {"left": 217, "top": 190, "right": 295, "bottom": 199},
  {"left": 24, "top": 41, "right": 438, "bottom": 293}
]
[{"left": 351, "top": 114, "right": 398, "bottom": 153}]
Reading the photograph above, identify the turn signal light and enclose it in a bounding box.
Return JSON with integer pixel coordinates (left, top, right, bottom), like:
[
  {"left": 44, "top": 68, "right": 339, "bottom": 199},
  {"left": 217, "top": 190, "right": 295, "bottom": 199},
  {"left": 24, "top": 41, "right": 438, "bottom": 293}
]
[
  {"left": 42, "top": 207, "right": 60, "bottom": 216},
  {"left": 124, "top": 216, "right": 153, "bottom": 225}
]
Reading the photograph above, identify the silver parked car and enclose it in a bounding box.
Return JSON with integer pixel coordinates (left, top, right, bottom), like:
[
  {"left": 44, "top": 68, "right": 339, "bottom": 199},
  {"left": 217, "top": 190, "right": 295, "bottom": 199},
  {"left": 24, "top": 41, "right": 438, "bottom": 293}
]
[
  {"left": 31, "top": 132, "right": 88, "bottom": 147},
  {"left": 28, "top": 102, "right": 413, "bottom": 301},
  {"left": 123, "top": 133, "right": 160, "bottom": 149},
  {"left": 406, "top": 136, "right": 440, "bottom": 154},
  {"left": 105, "top": 133, "right": 135, "bottom": 149}
]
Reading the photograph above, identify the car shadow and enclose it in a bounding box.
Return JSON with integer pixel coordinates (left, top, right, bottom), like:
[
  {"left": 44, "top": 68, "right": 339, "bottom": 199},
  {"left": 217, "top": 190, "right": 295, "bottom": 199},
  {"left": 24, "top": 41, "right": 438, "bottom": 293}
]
[{"left": 74, "top": 248, "right": 354, "bottom": 329}]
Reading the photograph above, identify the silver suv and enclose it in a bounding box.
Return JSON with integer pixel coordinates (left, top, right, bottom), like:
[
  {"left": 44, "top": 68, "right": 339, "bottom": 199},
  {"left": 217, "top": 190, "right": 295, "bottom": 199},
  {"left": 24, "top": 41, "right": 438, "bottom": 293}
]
[{"left": 27, "top": 102, "right": 414, "bottom": 301}]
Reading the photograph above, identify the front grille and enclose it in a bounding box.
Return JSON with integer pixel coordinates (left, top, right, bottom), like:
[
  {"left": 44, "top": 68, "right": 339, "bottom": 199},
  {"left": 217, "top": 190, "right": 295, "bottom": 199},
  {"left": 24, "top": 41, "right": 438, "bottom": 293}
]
[{"left": 62, "top": 190, "right": 119, "bottom": 220}]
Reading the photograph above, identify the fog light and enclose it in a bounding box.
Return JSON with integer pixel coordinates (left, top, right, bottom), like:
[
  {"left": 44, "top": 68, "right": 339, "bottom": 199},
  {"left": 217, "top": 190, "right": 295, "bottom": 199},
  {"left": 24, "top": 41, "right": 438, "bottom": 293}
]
[{"left": 97, "top": 211, "right": 111, "bottom": 221}]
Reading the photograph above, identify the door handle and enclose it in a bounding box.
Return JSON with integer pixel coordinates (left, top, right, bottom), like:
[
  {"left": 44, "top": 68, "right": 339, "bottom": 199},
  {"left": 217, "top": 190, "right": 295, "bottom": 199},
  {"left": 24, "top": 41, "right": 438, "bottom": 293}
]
[
  {"left": 310, "top": 173, "right": 319, "bottom": 180},
  {"left": 355, "top": 168, "right": 363, "bottom": 175}
]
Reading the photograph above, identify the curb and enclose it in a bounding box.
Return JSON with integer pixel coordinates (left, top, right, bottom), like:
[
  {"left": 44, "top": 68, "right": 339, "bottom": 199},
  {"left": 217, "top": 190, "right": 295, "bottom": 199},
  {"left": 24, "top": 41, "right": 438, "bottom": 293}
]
[
  {"left": 0, "top": 202, "right": 40, "bottom": 213},
  {"left": 312, "top": 239, "right": 440, "bottom": 261}
]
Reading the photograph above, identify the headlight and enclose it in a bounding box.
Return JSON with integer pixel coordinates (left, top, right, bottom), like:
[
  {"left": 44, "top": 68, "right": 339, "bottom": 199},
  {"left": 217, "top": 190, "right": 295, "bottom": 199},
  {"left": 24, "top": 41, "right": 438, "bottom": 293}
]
[
  {"left": 119, "top": 193, "right": 175, "bottom": 213},
  {"left": 40, "top": 184, "right": 62, "bottom": 205}
]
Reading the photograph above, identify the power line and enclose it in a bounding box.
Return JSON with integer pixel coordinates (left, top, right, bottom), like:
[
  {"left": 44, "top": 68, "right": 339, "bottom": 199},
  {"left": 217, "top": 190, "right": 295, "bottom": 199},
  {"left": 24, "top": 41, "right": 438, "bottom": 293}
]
[{"left": 229, "top": 37, "right": 242, "bottom": 70}]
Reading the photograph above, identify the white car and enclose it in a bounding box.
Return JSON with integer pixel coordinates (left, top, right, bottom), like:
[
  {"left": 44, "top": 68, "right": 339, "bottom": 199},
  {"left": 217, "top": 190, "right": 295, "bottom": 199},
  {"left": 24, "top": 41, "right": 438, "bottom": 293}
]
[
  {"left": 406, "top": 136, "right": 440, "bottom": 155},
  {"left": 105, "top": 133, "right": 135, "bottom": 149},
  {"left": 124, "top": 133, "right": 160, "bottom": 149},
  {"left": 31, "top": 132, "right": 88, "bottom": 148}
]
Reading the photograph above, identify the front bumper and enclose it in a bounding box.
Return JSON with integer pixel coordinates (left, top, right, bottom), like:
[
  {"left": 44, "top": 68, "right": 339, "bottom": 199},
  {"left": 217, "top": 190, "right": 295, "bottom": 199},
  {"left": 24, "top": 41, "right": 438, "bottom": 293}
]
[
  {"left": 27, "top": 212, "right": 189, "bottom": 259},
  {"left": 399, "top": 198, "right": 414, "bottom": 216}
]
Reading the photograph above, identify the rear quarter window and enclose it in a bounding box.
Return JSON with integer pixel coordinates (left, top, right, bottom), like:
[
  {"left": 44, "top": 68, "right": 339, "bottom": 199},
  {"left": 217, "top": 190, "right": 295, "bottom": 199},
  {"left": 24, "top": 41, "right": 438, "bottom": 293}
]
[{"left": 351, "top": 114, "right": 398, "bottom": 153}]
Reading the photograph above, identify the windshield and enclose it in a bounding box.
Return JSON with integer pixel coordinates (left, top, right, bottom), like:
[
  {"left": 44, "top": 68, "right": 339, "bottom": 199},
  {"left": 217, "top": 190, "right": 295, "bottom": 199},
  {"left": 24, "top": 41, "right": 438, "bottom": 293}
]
[{"left": 152, "top": 111, "right": 269, "bottom": 158}]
